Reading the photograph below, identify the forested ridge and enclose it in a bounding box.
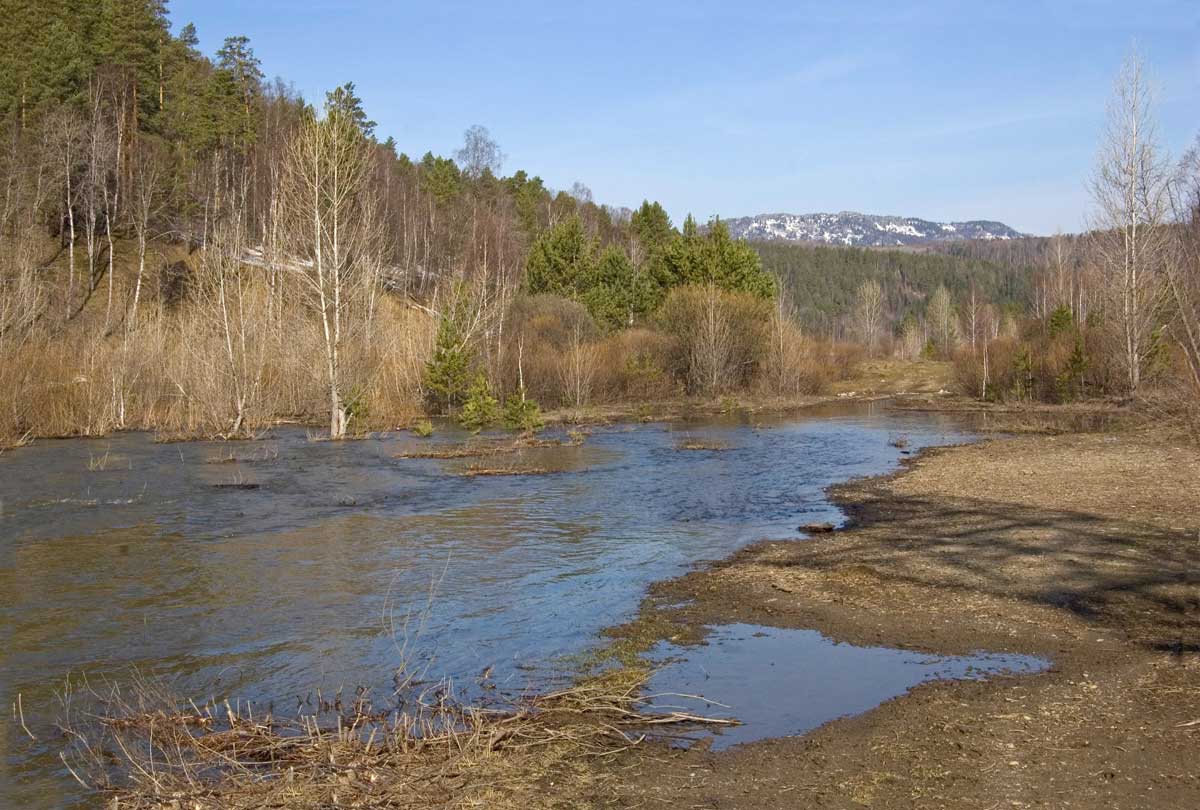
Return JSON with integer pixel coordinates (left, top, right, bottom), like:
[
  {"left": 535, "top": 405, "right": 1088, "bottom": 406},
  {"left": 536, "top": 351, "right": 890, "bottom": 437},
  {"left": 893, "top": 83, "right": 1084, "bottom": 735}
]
[{"left": 754, "top": 241, "right": 1031, "bottom": 335}]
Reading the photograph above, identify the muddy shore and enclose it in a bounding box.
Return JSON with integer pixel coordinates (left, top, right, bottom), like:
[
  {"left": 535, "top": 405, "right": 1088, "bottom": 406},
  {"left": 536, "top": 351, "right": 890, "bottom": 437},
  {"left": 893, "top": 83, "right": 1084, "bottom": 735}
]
[{"left": 597, "top": 426, "right": 1200, "bottom": 808}]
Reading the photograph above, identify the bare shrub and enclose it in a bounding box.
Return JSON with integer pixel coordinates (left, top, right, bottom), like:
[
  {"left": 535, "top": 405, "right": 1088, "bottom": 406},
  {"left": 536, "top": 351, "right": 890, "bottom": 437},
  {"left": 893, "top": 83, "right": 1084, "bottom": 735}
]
[
  {"left": 954, "top": 322, "right": 1127, "bottom": 404},
  {"left": 660, "top": 285, "right": 770, "bottom": 396},
  {"left": 504, "top": 294, "right": 599, "bottom": 407},
  {"left": 557, "top": 321, "right": 601, "bottom": 408},
  {"left": 759, "top": 315, "right": 829, "bottom": 396},
  {"left": 597, "top": 328, "right": 680, "bottom": 401},
  {"left": 824, "top": 341, "right": 865, "bottom": 382}
]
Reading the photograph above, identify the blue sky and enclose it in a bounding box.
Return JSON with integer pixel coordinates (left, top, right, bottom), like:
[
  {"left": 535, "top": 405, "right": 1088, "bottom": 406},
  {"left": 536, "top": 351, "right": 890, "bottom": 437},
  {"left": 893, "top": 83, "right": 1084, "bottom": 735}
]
[{"left": 170, "top": 1, "right": 1197, "bottom": 235}]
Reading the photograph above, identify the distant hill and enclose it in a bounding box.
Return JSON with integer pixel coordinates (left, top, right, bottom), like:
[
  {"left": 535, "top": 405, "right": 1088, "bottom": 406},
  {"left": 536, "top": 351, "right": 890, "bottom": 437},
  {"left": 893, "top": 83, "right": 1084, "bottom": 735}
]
[{"left": 725, "top": 211, "right": 1024, "bottom": 247}]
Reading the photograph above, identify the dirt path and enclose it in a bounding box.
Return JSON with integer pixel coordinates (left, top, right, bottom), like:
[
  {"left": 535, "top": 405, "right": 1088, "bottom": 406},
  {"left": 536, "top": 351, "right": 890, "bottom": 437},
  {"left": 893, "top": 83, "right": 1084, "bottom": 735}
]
[{"left": 596, "top": 430, "right": 1200, "bottom": 808}]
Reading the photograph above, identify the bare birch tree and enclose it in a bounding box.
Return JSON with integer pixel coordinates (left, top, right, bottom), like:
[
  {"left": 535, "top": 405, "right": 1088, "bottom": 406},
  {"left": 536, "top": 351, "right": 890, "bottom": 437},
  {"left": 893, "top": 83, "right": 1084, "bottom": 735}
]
[
  {"left": 767, "top": 280, "right": 798, "bottom": 392},
  {"left": 694, "top": 283, "right": 734, "bottom": 396},
  {"left": 927, "top": 284, "right": 958, "bottom": 358},
  {"left": 852, "top": 279, "right": 885, "bottom": 355},
  {"left": 281, "top": 106, "right": 382, "bottom": 438},
  {"left": 897, "top": 316, "right": 925, "bottom": 361},
  {"left": 189, "top": 189, "right": 275, "bottom": 436},
  {"left": 0, "top": 127, "right": 49, "bottom": 353},
  {"left": 960, "top": 282, "right": 985, "bottom": 354},
  {"left": 82, "top": 83, "right": 109, "bottom": 306},
  {"left": 1049, "top": 231, "right": 1076, "bottom": 317},
  {"left": 43, "top": 107, "right": 84, "bottom": 319},
  {"left": 1089, "top": 50, "right": 1171, "bottom": 393},
  {"left": 558, "top": 318, "right": 599, "bottom": 408},
  {"left": 128, "top": 137, "right": 165, "bottom": 323},
  {"left": 454, "top": 125, "right": 504, "bottom": 180}
]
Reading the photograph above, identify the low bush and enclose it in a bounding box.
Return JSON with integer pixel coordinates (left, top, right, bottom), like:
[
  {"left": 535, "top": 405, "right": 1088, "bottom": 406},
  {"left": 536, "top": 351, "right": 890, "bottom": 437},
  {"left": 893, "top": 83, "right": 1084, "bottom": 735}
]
[
  {"left": 503, "top": 388, "right": 544, "bottom": 432},
  {"left": 759, "top": 318, "right": 830, "bottom": 396},
  {"left": 459, "top": 374, "right": 501, "bottom": 431}
]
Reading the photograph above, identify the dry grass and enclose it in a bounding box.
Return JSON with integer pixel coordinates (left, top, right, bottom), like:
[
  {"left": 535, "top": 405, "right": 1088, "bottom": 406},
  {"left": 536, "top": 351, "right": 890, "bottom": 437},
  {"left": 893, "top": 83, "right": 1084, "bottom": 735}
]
[
  {"left": 204, "top": 446, "right": 279, "bottom": 465},
  {"left": 0, "top": 246, "right": 435, "bottom": 446},
  {"left": 832, "top": 358, "right": 953, "bottom": 396},
  {"left": 59, "top": 668, "right": 729, "bottom": 810},
  {"left": 458, "top": 463, "right": 557, "bottom": 477},
  {"left": 87, "top": 449, "right": 112, "bottom": 471}
]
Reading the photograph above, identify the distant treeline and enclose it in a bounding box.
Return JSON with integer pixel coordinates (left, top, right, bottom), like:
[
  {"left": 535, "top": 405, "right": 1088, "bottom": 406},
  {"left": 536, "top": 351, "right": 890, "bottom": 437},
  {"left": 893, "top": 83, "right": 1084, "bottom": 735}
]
[
  {"left": 753, "top": 241, "right": 1034, "bottom": 337},
  {"left": 928, "top": 234, "right": 1087, "bottom": 273}
]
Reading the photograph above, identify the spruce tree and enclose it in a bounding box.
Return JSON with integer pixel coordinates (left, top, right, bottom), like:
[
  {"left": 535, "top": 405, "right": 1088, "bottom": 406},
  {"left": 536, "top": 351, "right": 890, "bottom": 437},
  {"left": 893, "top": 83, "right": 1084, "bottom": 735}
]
[
  {"left": 423, "top": 307, "right": 472, "bottom": 413},
  {"left": 459, "top": 374, "right": 500, "bottom": 431}
]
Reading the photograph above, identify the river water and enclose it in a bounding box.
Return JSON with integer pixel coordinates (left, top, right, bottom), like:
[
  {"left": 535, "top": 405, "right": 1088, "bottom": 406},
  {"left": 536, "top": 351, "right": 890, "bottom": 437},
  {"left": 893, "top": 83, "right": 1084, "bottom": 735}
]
[{"left": 1, "top": 401, "right": 1013, "bottom": 806}]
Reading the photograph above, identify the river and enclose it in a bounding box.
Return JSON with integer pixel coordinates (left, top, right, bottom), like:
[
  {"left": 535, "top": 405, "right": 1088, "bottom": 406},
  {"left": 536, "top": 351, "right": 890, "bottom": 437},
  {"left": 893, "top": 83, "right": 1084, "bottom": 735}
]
[{"left": 1, "top": 401, "right": 1015, "bottom": 807}]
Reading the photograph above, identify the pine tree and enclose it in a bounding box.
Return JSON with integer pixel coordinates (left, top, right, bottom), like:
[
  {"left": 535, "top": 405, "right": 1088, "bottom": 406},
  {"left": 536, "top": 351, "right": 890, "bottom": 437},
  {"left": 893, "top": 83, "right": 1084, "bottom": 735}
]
[
  {"left": 96, "top": 0, "right": 171, "bottom": 131},
  {"left": 423, "top": 307, "right": 473, "bottom": 412},
  {"left": 215, "top": 34, "right": 262, "bottom": 145},
  {"left": 506, "top": 170, "right": 548, "bottom": 234},
  {"left": 631, "top": 200, "right": 674, "bottom": 250},
  {"left": 325, "top": 82, "right": 376, "bottom": 138},
  {"left": 1048, "top": 305, "right": 1074, "bottom": 337},
  {"left": 1056, "top": 334, "right": 1089, "bottom": 402},
  {"left": 421, "top": 152, "right": 461, "bottom": 203},
  {"left": 581, "top": 245, "right": 649, "bottom": 329},
  {"left": 664, "top": 216, "right": 774, "bottom": 297}
]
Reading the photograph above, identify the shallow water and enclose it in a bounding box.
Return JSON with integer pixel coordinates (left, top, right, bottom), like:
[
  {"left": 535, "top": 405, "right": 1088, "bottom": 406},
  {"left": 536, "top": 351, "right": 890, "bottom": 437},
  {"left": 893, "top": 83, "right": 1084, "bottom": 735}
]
[
  {"left": 1, "top": 401, "right": 983, "bottom": 807},
  {"left": 647, "top": 623, "right": 1048, "bottom": 750}
]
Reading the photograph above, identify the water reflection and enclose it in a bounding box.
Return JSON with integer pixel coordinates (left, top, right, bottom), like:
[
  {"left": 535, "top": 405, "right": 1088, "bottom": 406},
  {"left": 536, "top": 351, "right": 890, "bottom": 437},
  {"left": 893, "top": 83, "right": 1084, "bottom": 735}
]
[{"left": 646, "top": 623, "right": 1048, "bottom": 751}]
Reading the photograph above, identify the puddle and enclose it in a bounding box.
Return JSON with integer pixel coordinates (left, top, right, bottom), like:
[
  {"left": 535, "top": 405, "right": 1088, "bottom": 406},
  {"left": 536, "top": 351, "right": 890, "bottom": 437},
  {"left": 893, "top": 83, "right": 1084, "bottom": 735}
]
[{"left": 646, "top": 623, "right": 1048, "bottom": 750}]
